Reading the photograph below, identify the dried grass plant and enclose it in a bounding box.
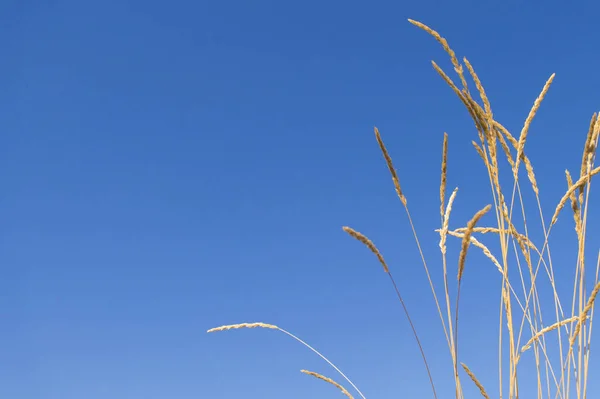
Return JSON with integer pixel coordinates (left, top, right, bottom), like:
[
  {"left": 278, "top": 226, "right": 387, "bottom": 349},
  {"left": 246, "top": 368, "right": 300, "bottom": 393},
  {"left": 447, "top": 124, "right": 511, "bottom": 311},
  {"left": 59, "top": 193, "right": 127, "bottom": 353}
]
[{"left": 208, "top": 20, "right": 600, "bottom": 399}]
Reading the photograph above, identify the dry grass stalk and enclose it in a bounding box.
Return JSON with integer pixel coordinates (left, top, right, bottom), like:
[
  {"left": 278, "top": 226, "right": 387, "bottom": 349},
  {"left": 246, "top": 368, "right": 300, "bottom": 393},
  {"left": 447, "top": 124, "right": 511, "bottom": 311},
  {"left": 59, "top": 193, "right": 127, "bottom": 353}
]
[
  {"left": 208, "top": 321, "right": 368, "bottom": 399},
  {"left": 454, "top": 204, "right": 492, "bottom": 394},
  {"left": 301, "top": 370, "right": 354, "bottom": 399},
  {"left": 344, "top": 231, "right": 437, "bottom": 399},
  {"left": 373, "top": 124, "right": 444, "bottom": 399},
  {"left": 457, "top": 204, "right": 492, "bottom": 281},
  {"left": 461, "top": 363, "right": 491, "bottom": 399},
  {"left": 342, "top": 226, "right": 389, "bottom": 273}
]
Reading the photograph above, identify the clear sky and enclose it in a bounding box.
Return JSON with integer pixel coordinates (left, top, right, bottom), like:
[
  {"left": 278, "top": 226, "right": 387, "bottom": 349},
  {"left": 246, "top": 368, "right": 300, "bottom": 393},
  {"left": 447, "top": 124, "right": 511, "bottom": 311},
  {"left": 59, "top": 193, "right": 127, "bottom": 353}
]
[{"left": 2, "top": 1, "right": 600, "bottom": 398}]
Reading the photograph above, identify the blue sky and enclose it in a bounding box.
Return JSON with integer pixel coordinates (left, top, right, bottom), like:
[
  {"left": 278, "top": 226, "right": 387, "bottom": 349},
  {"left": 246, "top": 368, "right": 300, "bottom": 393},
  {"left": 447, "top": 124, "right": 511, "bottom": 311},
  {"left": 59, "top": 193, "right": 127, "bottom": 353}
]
[{"left": 2, "top": 1, "right": 600, "bottom": 398}]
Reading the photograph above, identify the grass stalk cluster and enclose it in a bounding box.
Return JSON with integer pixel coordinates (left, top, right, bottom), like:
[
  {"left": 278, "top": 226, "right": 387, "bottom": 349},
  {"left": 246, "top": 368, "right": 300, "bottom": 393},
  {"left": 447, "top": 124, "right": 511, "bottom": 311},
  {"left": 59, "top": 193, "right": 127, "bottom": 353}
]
[{"left": 208, "top": 20, "right": 600, "bottom": 399}]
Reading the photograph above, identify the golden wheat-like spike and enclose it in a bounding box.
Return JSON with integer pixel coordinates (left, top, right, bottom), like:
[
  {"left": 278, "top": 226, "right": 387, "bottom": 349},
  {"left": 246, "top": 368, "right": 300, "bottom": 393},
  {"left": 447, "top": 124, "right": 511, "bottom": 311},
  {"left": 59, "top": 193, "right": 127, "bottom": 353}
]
[
  {"left": 493, "top": 121, "right": 518, "bottom": 144},
  {"left": 408, "top": 19, "right": 469, "bottom": 91},
  {"left": 463, "top": 93, "right": 489, "bottom": 145},
  {"left": 457, "top": 204, "right": 492, "bottom": 281},
  {"left": 580, "top": 113, "right": 598, "bottom": 181},
  {"left": 451, "top": 227, "right": 537, "bottom": 251},
  {"left": 494, "top": 121, "right": 540, "bottom": 194},
  {"left": 570, "top": 281, "right": 600, "bottom": 347},
  {"left": 342, "top": 226, "right": 389, "bottom": 273},
  {"left": 580, "top": 114, "right": 600, "bottom": 207},
  {"left": 472, "top": 141, "right": 486, "bottom": 161},
  {"left": 496, "top": 128, "right": 516, "bottom": 169},
  {"left": 462, "top": 92, "right": 487, "bottom": 144},
  {"left": 521, "top": 316, "right": 581, "bottom": 353},
  {"left": 590, "top": 115, "right": 600, "bottom": 163},
  {"left": 374, "top": 127, "right": 407, "bottom": 206},
  {"left": 565, "top": 169, "right": 582, "bottom": 236},
  {"left": 461, "top": 363, "right": 491, "bottom": 399},
  {"left": 551, "top": 165, "right": 600, "bottom": 225},
  {"left": 431, "top": 61, "right": 466, "bottom": 102},
  {"left": 463, "top": 57, "right": 492, "bottom": 120},
  {"left": 523, "top": 153, "right": 540, "bottom": 196},
  {"left": 439, "top": 188, "right": 459, "bottom": 256},
  {"left": 439, "top": 229, "right": 503, "bottom": 273},
  {"left": 431, "top": 62, "right": 486, "bottom": 149},
  {"left": 440, "top": 132, "right": 449, "bottom": 221},
  {"left": 431, "top": 62, "right": 485, "bottom": 148},
  {"left": 301, "top": 370, "right": 355, "bottom": 399},
  {"left": 514, "top": 73, "right": 556, "bottom": 176},
  {"left": 207, "top": 322, "right": 278, "bottom": 333},
  {"left": 582, "top": 116, "right": 600, "bottom": 206}
]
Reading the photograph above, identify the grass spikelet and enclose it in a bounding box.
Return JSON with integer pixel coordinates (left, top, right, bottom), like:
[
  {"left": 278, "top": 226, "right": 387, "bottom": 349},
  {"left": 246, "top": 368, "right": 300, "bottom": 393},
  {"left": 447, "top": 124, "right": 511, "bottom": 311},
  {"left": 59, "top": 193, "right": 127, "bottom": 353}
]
[
  {"left": 439, "top": 188, "right": 459, "bottom": 255},
  {"left": 457, "top": 204, "right": 492, "bottom": 281},
  {"left": 452, "top": 226, "right": 536, "bottom": 250},
  {"left": 431, "top": 61, "right": 468, "bottom": 109},
  {"left": 493, "top": 121, "right": 540, "bottom": 194},
  {"left": 565, "top": 170, "right": 582, "bottom": 235},
  {"left": 493, "top": 120, "right": 518, "bottom": 144},
  {"left": 440, "top": 229, "right": 503, "bottom": 273},
  {"left": 342, "top": 226, "right": 389, "bottom": 273},
  {"left": 472, "top": 140, "right": 486, "bottom": 161},
  {"left": 551, "top": 165, "right": 600, "bottom": 226},
  {"left": 523, "top": 153, "right": 539, "bottom": 195},
  {"left": 496, "top": 128, "right": 516, "bottom": 169},
  {"left": 570, "top": 281, "right": 600, "bottom": 347},
  {"left": 408, "top": 19, "right": 469, "bottom": 91},
  {"left": 374, "top": 127, "right": 407, "bottom": 206},
  {"left": 521, "top": 316, "right": 581, "bottom": 353},
  {"left": 514, "top": 73, "right": 556, "bottom": 176},
  {"left": 463, "top": 57, "right": 492, "bottom": 119},
  {"left": 207, "top": 322, "right": 278, "bottom": 333},
  {"left": 463, "top": 94, "right": 488, "bottom": 145},
  {"left": 580, "top": 113, "right": 599, "bottom": 181},
  {"left": 301, "top": 370, "right": 355, "bottom": 399},
  {"left": 461, "top": 363, "right": 491, "bottom": 399},
  {"left": 440, "top": 132, "right": 449, "bottom": 222}
]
